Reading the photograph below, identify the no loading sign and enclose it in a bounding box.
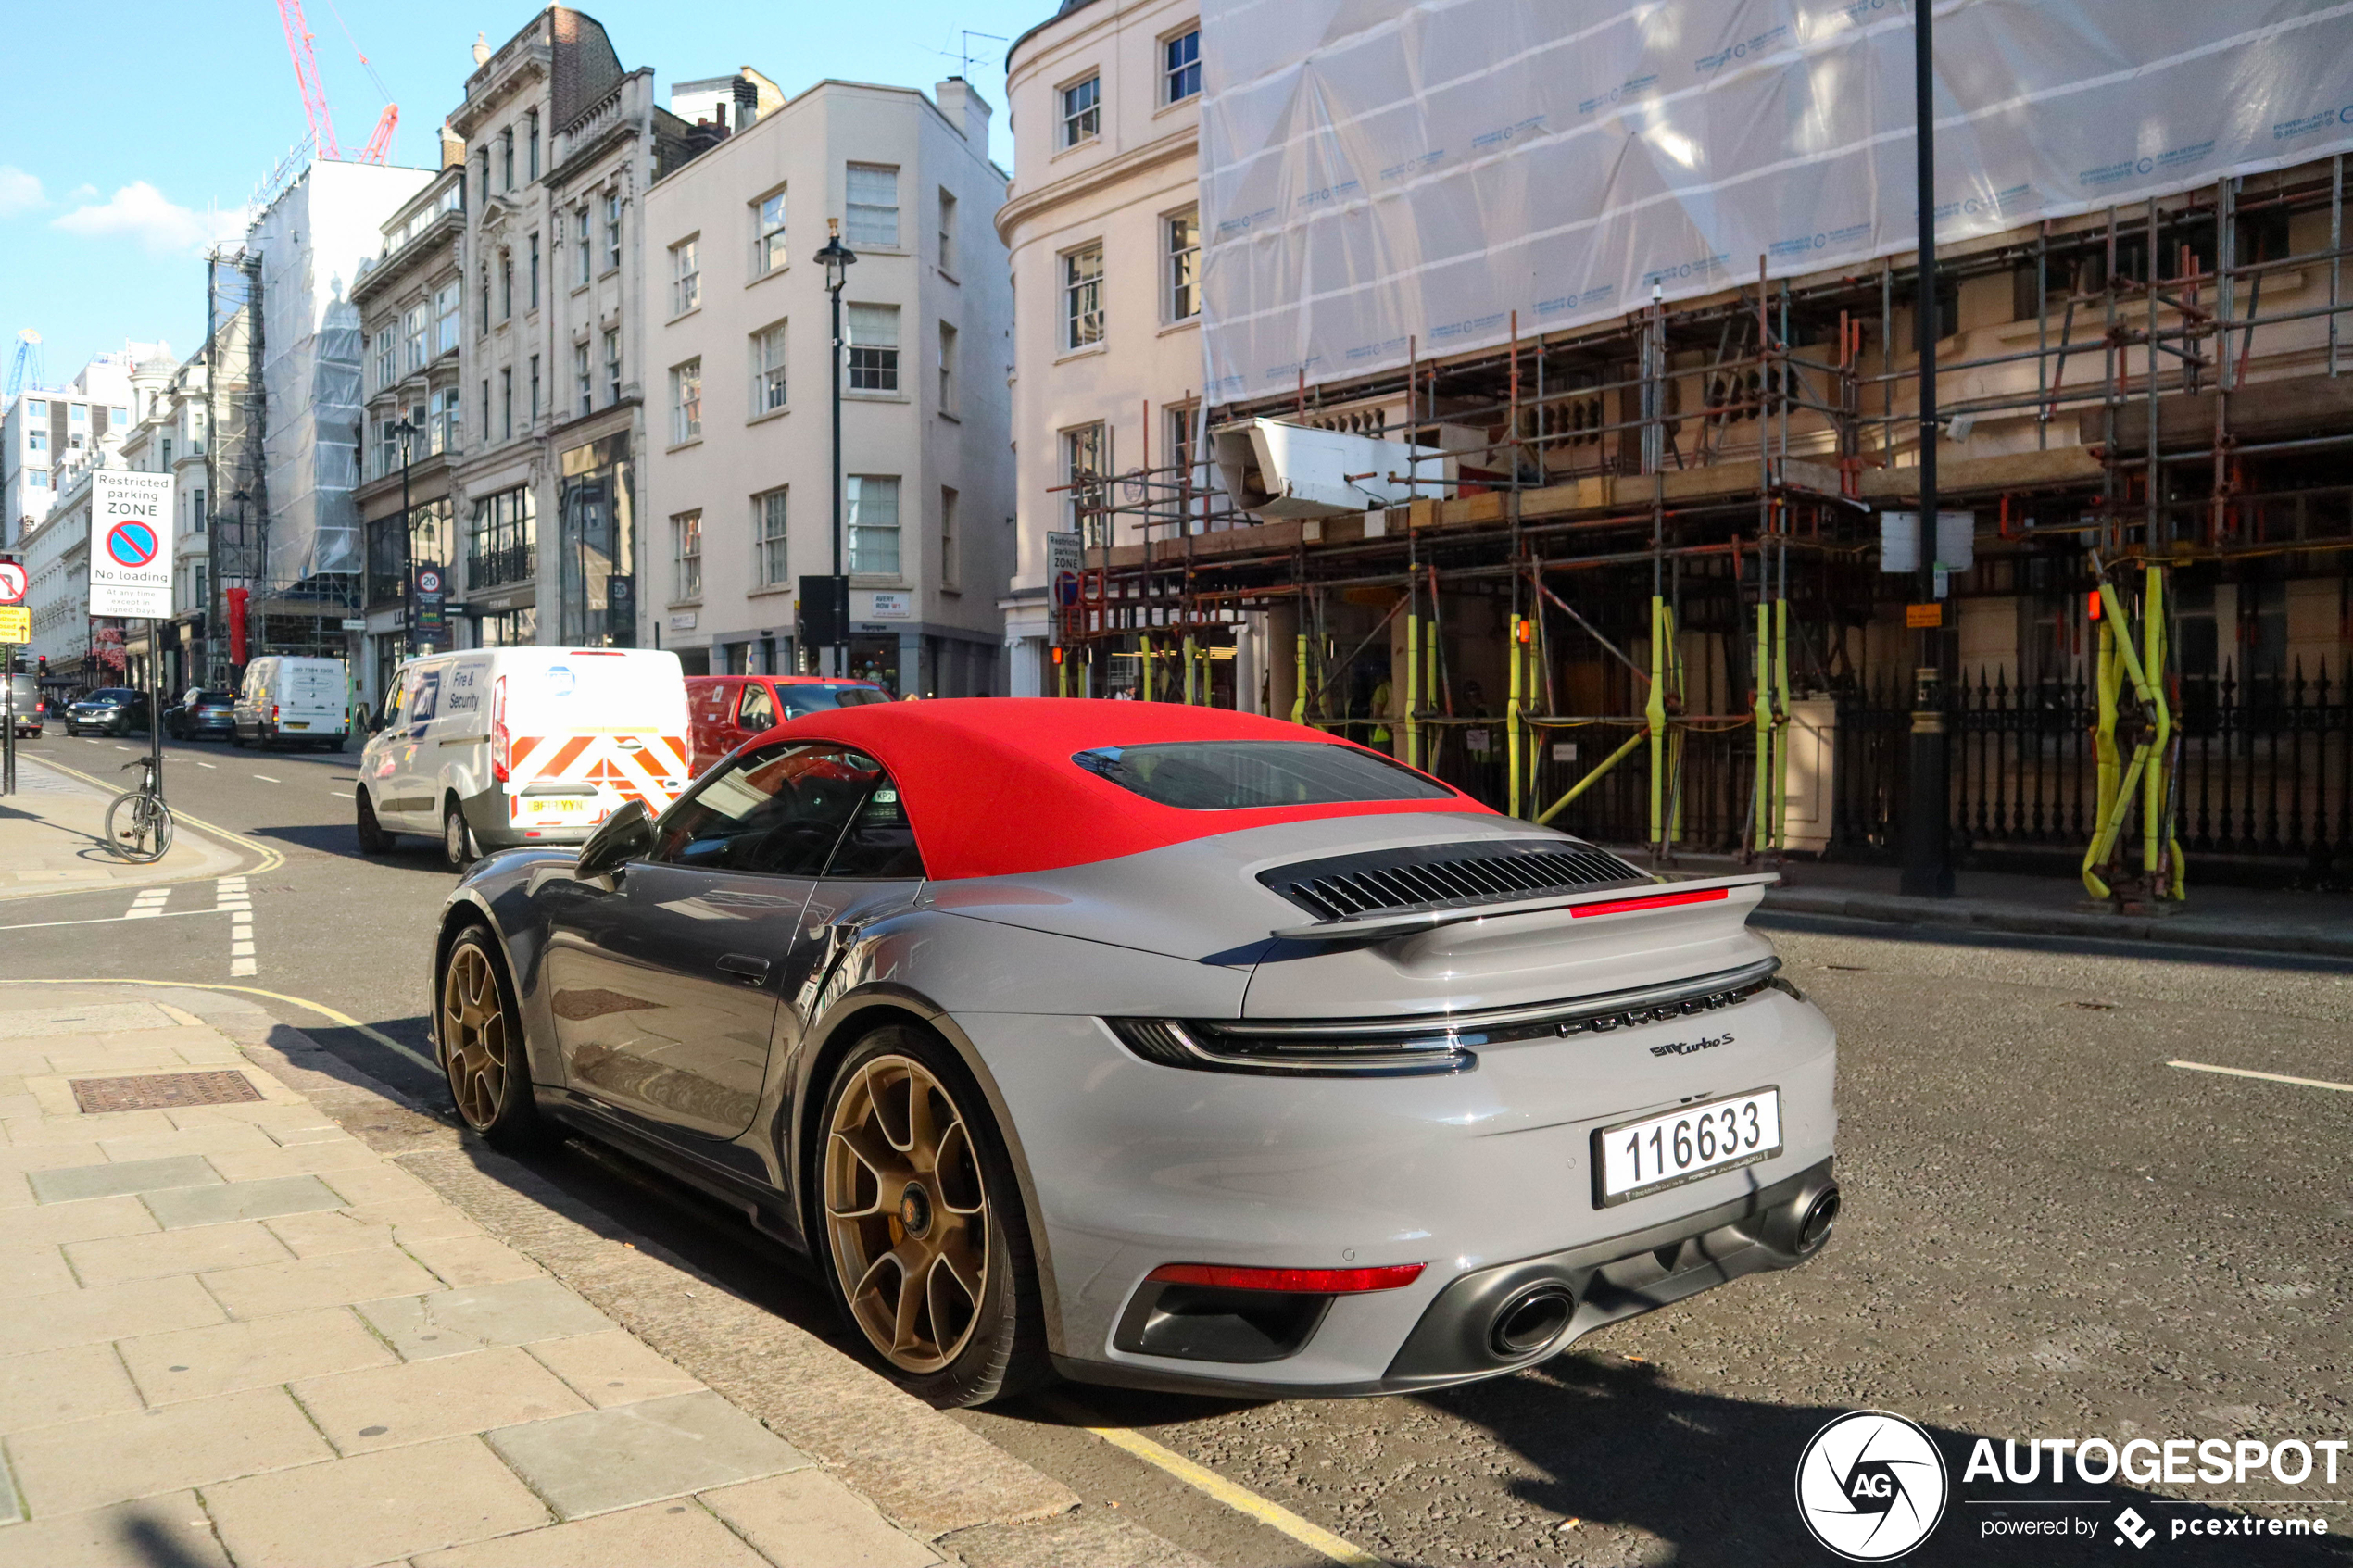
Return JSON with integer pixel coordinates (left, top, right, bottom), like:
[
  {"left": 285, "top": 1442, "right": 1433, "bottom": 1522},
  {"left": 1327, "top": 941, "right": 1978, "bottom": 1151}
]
[
  {"left": 87, "top": 470, "right": 174, "bottom": 618},
  {"left": 107, "top": 521, "right": 160, "bottom": 570}
]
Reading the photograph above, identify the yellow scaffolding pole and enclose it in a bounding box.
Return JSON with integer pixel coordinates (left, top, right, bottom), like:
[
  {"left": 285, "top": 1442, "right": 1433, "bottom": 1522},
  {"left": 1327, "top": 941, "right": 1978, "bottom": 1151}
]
[
  {"left": 1182, "top": 633, "right": 1198, "bottom": 705},
  {"left": 2141, "top": 567, "right": 2169, "bottom": 877},
  {"left": 1290, "top": 633, "right": 1308, "bottom": 725},
  {"left": 1771, "top": 596, "right": 1791, "bottom": 853},
  {"left": 1403, "top": 611, "right": 1421, "bottom": 767},
  {"left": 1752, "top": 601, "right": 1772, "bottom": 855},
  {"left": 2081, "top": 568, "right": 2183, "bottom": 901},
  {"left": 1140, "top": 634, "right": 1154, "bottom": 703},
  {"left": 1506, "top": 616, "right": 1527, "bottom": 818},
  {"left": 1646, "top": 595, "right": 1668, "bottom": 852},
  {"left": 1056, "top": 650, "right": 1068, "bottom": 698},
  {"left": 1537, "top": 729, "right": 1646, "bottom": 826}
]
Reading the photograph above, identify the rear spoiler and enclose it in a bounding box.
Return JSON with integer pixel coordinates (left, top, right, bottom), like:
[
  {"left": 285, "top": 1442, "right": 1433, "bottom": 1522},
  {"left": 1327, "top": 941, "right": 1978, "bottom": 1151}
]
[{"left": 1269, "top": 872, "right": 1779, "bottom": 943}]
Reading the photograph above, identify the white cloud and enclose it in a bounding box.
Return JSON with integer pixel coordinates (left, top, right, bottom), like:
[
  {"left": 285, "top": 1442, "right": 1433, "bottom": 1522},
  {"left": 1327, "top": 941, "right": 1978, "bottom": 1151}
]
[
  {"left": 0, "top": 167, "right": 44, "bottom": 217},
  {"left": 51, "top": 182, "right": 243, "bottom": 257}
]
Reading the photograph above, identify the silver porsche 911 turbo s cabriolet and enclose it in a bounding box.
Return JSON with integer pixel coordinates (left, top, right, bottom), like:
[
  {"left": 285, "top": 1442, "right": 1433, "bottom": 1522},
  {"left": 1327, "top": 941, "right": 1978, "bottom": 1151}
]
[{"left": 429, "top": 698, "right": 1838, "bottom": 1408}]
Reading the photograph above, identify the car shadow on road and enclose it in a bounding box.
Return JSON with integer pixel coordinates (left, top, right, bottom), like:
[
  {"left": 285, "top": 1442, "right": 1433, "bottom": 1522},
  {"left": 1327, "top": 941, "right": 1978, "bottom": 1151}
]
[
  {"left": 1415, "top": 1353, "right": 2353, "bottom": 1566},
  {"left": 245, "top": 822, "right": 459, "bottom": 875},
  {"left": 1038, "top": 1353, "right": 2351, "bottom": 1566}
]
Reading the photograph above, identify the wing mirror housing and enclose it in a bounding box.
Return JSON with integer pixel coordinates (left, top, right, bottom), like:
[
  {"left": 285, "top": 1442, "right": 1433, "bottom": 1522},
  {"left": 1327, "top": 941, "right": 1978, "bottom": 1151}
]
[{"left": 574, "top": 798, "right": 653, "bottom": 879}]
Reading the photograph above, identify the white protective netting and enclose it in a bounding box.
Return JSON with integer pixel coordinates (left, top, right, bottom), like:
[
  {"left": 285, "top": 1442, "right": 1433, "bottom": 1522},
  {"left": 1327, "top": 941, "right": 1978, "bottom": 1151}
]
[{"left": 1200, "top": 0, "right": 2353, "bottom": 402}]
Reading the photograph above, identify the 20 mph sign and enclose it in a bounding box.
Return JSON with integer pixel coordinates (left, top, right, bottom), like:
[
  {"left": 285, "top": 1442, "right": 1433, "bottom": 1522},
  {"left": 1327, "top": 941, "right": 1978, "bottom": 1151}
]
[{"left": 90, "top": 470, "right": 175, "bottom": 618}]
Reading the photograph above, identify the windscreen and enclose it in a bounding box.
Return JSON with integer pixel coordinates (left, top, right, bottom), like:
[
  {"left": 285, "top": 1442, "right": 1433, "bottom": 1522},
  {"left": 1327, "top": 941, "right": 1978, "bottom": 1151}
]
[
  {"left": 778, "top": 684, "right": 891, "bottom": 717},
  {"left": 1071, "top": 741, "right": 1454, "bottom": 810}
]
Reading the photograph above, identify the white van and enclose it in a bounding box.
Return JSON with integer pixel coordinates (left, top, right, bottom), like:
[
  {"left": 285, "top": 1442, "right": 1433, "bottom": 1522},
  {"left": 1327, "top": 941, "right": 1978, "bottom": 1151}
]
[
  {"left": 234, "top": 656, "right": 350, "bottom": 750},
  {"left": 356, "top": 646, "right": 690, "bottom": 866}
]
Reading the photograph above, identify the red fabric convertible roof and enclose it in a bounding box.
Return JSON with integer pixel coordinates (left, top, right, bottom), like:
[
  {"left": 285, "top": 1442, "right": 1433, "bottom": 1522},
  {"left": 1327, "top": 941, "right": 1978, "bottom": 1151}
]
[{"left": 768, "top": 698, "right": 1489, "bottom": 880}]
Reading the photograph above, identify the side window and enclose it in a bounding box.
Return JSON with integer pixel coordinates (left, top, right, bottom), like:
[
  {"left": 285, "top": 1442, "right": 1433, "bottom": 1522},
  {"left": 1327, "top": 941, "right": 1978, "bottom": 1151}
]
[
  {"left": 381, "top": 682, "right": 405, "bottom": 726},
  {"left": 409, "top": 669, "right": 443, "bottom": 725},
  {"left": 649, "top": 743, "right": 878, "bottom": 875},
  {"left": 824, "top": 779, "right": 924, "bottom": 879},
  {"left": 736, "top": 682, "right": 776, "bottom": 731}
]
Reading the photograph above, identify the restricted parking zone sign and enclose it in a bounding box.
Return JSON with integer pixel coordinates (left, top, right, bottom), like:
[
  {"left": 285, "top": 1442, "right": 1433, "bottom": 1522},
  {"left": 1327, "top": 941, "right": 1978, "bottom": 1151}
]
[{"left": 90, "top": 470, "right": 175, "bottom": 618}]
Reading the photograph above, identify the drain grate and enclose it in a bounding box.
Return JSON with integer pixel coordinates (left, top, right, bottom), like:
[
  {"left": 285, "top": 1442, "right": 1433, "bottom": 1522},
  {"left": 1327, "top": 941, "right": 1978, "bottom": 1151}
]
[{"left": 70, "top": 1072, "right": 263, "bottom": 1114}]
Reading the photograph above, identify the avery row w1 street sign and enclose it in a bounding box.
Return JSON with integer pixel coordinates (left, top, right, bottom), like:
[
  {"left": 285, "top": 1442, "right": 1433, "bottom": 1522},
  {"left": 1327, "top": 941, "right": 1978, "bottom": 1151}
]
[{"left": 90, "top": 470, "right": 175, "bottom": 619}]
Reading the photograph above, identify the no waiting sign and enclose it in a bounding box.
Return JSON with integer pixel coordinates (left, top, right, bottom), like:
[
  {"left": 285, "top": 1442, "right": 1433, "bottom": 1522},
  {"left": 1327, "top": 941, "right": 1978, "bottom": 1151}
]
[{"left": 90, "top": 470, "right": 175, "bottom": 618}]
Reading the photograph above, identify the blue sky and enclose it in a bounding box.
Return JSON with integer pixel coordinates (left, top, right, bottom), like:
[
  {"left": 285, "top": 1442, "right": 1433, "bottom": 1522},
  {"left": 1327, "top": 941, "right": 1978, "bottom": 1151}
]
[{"left": 0, "top": 0, "right": 1038, "bottom": 390}]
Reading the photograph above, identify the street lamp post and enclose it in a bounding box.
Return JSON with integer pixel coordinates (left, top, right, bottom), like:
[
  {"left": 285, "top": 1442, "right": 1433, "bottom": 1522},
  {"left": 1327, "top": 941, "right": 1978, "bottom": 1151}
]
[
  {"left": 1901, "top": 0, "right": 1954, "bottom": 897},
  {"left": 814, "top": 218, "right": 857, "bottom": 677},
  {"left": 395, "top": 417, "right": 419, "bottom": 658}
]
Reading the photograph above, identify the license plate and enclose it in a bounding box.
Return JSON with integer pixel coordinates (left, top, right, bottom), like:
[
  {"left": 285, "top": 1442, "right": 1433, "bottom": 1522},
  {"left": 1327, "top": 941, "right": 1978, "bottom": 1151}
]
[
  {"left": 283, "top": 721, "right": 309, "bottom": 730},
  {"left": 531, "top": 797, "right": 594, "bottom": 815},
  {"left": 1593, "top": 1087, "right": 1781, "bottom": 1208}
]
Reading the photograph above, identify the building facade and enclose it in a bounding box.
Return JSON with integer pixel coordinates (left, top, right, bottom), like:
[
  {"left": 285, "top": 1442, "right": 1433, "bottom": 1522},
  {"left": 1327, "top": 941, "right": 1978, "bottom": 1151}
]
[
  {"left": 352, "top": 153, "right": 468, "bottom": 705},
  {"left": 443, "top": 6, "right": 690, "bottom": 661},
  {"left": 3, "top": 347, "right": 159, "bottom": 547},
  {"left": 643, "top": 77, "right": 1014, "bottom": 693},
  {"left": 997, "top": 0, "right": 1204, "bottom": 696}
]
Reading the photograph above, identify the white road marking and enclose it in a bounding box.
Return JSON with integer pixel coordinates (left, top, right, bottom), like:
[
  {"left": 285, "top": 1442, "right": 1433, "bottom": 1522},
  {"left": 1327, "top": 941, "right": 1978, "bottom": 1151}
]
[
  {"left": 125, "top": 889, "right": 170, "bottom": 921},
  {"left": 252, "top": 775, "right": 280, "bottom": 784},
  {"left": 0, "top": 908, "right": 229, "bottom": 933},
  {"left": 220, "top": 875, "right": 257, "bottom": 978},
  {"left": 2169, "top": 1060, "right": 2353, "bottom": 1094},
  {"left": 197, "top": 761, "right": 217, "bottom": 770}
]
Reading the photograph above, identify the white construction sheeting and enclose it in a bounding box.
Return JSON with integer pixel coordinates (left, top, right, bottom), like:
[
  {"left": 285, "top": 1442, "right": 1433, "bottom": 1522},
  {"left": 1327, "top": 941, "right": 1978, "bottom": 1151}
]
[{"left": 1200, "top": 0, "right": 2353, "bottom": 403}]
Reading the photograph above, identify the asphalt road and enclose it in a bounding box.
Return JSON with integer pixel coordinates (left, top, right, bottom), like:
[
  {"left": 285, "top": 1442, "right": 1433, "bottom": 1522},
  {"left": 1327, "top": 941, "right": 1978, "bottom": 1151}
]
[{"left": 5, "top": 726, "right": 2347, "bottom": 1567}]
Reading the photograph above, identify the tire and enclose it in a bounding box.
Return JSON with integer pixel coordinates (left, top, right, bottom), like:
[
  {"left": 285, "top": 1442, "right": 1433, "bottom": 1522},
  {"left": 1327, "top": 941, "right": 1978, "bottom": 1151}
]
[
  {"left": 329, "top": 733, "right": 348, "bottom": 753},
  {"left": 356, "top": 789, "right": 394, "bottom": 853},
  {"left": 103, "top": 792, "right": 173, "bottom": 863},
  {"left": 443, "top": 797, "right": 477, "bottom": 871},
  {"left": 438, "top": 925, "right": 549, "bottom": 1151},
  {"left": 230, "top": 729, "right": 246, "bottom": 748},
  {"left": 813, "top": 1024, "right": 1051, "bottom": 1409}
]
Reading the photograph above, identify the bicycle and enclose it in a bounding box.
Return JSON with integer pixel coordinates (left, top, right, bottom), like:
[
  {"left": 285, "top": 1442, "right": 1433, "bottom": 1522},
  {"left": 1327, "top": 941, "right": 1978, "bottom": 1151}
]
[{"left": 105, "top": 756, "right": 174, "bottom": 864}]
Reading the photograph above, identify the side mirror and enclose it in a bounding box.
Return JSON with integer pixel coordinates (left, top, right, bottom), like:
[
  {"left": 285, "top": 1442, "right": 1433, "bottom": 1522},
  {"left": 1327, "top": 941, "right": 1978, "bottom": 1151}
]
[
  {"left": 367, "top": 713, "right": 385, "bottom": 734},
  {"left": 575, "top": 799, "right": 653, "bottom": 879}
]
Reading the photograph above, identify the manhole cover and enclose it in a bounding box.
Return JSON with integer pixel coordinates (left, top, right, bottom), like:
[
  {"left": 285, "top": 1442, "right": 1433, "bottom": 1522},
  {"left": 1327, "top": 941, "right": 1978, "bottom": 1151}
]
[{"left": 70, "top": 1072, "right": 263, "bottom": 1113}]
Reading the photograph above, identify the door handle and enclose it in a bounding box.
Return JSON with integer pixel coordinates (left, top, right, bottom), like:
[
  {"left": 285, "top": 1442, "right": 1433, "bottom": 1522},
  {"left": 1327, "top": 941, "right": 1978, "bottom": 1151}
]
[{"left": 716, "top": 953, "right": 772, "bottom": 983}]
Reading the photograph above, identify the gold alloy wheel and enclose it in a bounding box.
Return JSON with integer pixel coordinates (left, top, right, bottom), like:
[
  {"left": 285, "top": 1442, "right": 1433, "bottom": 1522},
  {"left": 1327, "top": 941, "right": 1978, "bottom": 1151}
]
[
  {"left": 824, "top": 1055, "right": 990, "bottom": 1374},
  {"left": 442, "top": 945, "right": 511, "bottom": 1129}
]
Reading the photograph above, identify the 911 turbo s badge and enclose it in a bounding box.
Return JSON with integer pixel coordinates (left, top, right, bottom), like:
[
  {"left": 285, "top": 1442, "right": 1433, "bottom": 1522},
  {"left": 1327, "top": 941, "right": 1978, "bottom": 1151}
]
[{"left": 1650, "top": 1032, "right": 1734, "bottom": 1058}]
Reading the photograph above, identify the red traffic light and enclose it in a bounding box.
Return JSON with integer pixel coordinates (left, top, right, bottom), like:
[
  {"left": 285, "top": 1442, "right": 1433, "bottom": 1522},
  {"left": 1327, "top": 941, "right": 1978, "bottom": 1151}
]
[{"left": 2087, "top": 589, "right": 2102, "bottom": 621}]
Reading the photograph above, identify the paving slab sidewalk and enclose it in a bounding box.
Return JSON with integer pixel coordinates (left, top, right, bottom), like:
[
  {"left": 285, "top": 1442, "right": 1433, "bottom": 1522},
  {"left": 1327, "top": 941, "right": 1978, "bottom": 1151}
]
[
  {"left": 0, "top": 755, "right": 246, "bottom": 899},
  {"left": 0, "top": 983, "right": 1196, "bottom": 1568}
]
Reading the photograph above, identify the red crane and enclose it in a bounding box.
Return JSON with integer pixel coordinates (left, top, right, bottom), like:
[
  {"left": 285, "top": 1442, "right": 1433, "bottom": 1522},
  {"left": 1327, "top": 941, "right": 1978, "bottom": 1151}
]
[{"left": 274, "top": 0, "right": 400, "bottom": 165}]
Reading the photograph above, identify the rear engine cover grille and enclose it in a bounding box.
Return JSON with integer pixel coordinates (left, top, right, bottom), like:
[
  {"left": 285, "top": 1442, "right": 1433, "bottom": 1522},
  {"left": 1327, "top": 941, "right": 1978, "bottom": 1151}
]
[{"left": 1261, "top": 839, "right": 1647, "bottom": 922}]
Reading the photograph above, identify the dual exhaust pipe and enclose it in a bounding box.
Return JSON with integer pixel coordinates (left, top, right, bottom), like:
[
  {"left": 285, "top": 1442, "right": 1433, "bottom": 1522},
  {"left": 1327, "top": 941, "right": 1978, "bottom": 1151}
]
[{"left": 1480, "top": 1179, "right": 1841, "bottom": 1360}]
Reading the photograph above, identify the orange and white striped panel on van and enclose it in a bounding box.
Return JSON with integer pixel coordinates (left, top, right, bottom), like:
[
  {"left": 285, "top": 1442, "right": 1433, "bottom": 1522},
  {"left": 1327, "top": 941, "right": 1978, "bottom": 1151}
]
[{"left": 489, "top": 671, "right": 691, "bottom": 834}]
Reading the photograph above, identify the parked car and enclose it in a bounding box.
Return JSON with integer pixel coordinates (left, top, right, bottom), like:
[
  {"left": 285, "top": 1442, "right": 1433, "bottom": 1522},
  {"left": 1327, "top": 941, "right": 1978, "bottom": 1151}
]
[
  {"left": 429, "top": 699, "right": 1838, "bottom": 1409},
  {"left": 4, "top": 673, "right": 41, "bottom": 738},
  {"left": 165, "top": 687, "right": 238, "bottom": 741},
  {"left": 686, "top": 675, "right": 890, "bottom": 774},
  {"left": 64, "top": 688, "right": 150, "bottom": 736},
  {"left": 233, "top": 656, "right": 349, "bottom": 750},
  {"left": 359, "top": 646, "right": 691, "bottom": 868}
]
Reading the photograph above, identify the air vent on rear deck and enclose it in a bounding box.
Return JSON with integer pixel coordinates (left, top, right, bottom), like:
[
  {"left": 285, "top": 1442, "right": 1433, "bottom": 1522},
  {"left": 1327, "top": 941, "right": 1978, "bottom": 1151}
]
[{"left": 1260, "top": 839, "right": 1648, "bottom": 922}]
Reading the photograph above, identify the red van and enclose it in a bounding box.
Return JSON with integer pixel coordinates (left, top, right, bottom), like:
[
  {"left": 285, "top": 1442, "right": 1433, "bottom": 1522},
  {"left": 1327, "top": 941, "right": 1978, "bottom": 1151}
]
[{"left": 685, "top": 674, "right": 890, "bottom": 774}]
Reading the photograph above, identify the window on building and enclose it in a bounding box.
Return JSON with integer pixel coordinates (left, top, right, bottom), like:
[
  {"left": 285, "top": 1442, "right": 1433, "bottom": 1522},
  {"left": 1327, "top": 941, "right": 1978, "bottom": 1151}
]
[
  {"left": 432, "top": 384, "right": 459, "bottom": 453},
  {"left": 500, "top": 249, "right": 513, "bottom": 320},
  {"left": 1164, "top": 28, "right": 1201, "bottom": 103},
  {"left": 673, "top": 509, "right": 703, "bottom": 600},
  {"left": 755, "top": 487, "right": 789, "bottom": 585},
  {"left": 27, "top": 428, "right": 45, "bottom": 453},
  {"left": 753, "top": 321, "right": 787, "bottom": 413},
  {"left": 755, "top": 188, "right": 787, "bottom": 276},
  {"left": 574, "top": 341, "right": 592, "bottom": 416},
  {"left": 481, "top": 377, "right": 491, "bottom": 442},
  {"left": 672, "top": 237, "right": 700, "bottom": 315},
  {"left": 1063, "top": 421, "right": 1108, "bottom": 540},
  {"left": 528, "top": 355, "right": 540, "bottom": 421},
  {"left": 939, "top": 484, "right": 960, "bottom": 588},
  {"left": 190, "top": 490, "right": 205, "bottom": 533},
  {"left": 847, "top": 305, "right": 900, "bottom": 393},
  {"left": 847, "top": 475, "right": 900, "bottom": 575},
  {"left": 477, "top": 146, "right": 489, "bottom": 198},
  {"left": 937, "top": 188, "right": 957, "bottom": 274},
  {"left": 604, "top": 329, "right": 622, "bottom": 404},
  {"left": 501, "top": 368, "right": 513, "bottom": 440},
  {"left": 479, "top": 265, "right": 491, "bottom": 333},
  {"left": 937, "top": 321, "right": 957, "bottom": 413},
  {"left": 1064, "top": 244, "right": 1104, "bottom": 349},
  {"left": 379, "top": 418, "right": 399, "bottom": 477},
  {"left": 1166, "top": 209, "right": 1200, "bottom": 320},
  {"left": 374, "top": 328, "right": 394, "bottom": 388},
  {"left": 69, "top": 403, "right": 85, "bottom": 422},
  {"left": 435, "top": 283, "right": 459, "bottom": 355},
  {"left": 500, "top": 127, "right": 514, "bottom": 190},
  {"left": 25, "top": 399, "right": 44, "bottom": 417},
  {"left": 162, "top": 437, "right": 172, "bottom": 467},
  {"left": 1061, "top": 76, "right": 1101, "bottom": 147},
  {"left": 574, "top": 207, "right": 592, "bottom": 285},
  {"left": 671, "top": 358, "right": 702, "bottom": 444},
  {"left": 406, "top": 305, "right": 427, "bottom": 370},
  {"left": 1166, "top": 401, "right": 1201, "bottom": 486},
  {"left": 26, "top": 470, "right": 44, "bottom": 489},
  {"left": 846, "top": 163, "right": 899, "bottom": 247},
  {"left": 604, "top": 191, "right": 622, "bottom": 271},
  {"left": 526, "top": 110, "right": 540, "bottom": 180},
  {"left": 467, "top": 485, "right": 536, "bottom": 587},
  {"left": 528, "top": 233, "right": 540, "bottom": 309}
]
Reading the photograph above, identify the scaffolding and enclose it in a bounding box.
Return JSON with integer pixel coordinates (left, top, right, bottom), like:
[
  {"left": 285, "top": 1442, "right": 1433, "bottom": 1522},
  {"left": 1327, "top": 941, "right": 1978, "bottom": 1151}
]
[{"left": 1051, "top": 154, "right": 2353, "bottom": 898}]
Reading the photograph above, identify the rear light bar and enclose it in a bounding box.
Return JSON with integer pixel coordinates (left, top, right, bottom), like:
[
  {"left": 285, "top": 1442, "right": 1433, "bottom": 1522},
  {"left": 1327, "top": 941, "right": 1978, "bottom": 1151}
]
[
  {"left": 1146, "top": 1262, "right": 1426, "bottom": 1295},
  {"left": 1568, "top": 886, "right": 1729, "bottom": 919},
  {"left": 490, "top": 676, "right": 510, "bottom": 784}
]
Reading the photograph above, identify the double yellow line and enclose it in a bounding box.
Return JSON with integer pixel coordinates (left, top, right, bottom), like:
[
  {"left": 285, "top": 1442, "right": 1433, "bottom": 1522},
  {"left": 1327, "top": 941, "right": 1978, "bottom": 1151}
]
[{"left": 19, "top": 752, "right": 286, "bottom": 882}]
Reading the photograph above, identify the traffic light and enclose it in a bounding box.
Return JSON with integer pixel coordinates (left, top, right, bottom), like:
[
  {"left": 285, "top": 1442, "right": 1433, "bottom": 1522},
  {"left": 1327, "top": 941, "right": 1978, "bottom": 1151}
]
[{"left": 36, "top": 656, "right": 47, "bottom": 677}]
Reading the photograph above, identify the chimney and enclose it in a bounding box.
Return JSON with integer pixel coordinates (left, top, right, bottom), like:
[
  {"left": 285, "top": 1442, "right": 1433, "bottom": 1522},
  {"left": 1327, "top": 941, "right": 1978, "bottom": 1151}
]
[
  {"left": 936, "top": 78, "right": 991, "bottom": 144},
  {"left": 440, "top": 125, "right": 466, "bottom": 169},
  {"left": 732, "top": 74, "right": 760, "bottom": 131}
]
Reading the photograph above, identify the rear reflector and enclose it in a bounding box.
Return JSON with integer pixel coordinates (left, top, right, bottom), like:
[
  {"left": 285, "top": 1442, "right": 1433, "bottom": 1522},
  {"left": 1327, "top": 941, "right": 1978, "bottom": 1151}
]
[
  {"left": 1145, "top": 1262, "right": 1426, "bottom": 1294},
  {"left": 1569, "top": 886, "right": 1730, "bottom": 920}
]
